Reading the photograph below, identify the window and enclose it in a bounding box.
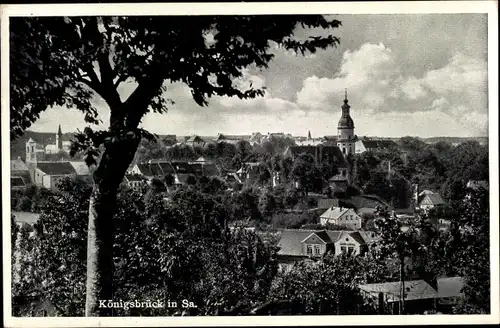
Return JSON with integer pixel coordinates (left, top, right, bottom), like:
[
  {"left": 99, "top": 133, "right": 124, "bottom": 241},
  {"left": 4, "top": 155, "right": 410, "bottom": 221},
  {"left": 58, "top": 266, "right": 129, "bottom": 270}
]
[
  {"left": 314, "top": 245, "right": 321, "bottom": 255},
  {"left": 306, "top": 245, "right": 313, "bottom": 255},
  {"left": 342, "top": 147, "right": 346, "bottom": 154},
  {"left": 347, "top": 246, "right": 355, "bottom": 255},
  {"left": 341, "top": 246, "right": 347, "bottom": 253}
]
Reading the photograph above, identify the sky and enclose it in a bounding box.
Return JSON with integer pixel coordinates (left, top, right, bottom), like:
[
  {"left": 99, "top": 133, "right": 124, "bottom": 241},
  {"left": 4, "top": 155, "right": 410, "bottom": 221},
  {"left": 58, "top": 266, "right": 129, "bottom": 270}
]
[{"left": 29, "top": 14, "right": 489, "bottom": 138}]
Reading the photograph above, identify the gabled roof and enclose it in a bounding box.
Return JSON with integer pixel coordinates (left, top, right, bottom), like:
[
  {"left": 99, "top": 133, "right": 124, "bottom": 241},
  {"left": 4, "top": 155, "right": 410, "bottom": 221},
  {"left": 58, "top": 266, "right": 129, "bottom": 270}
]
[
  {"left": 418, "top": 189, "right": 434, "bottom": 197},
  {"left": 149, "top": 163, "right": 163, "bottom": 176},
  {"left": 301, "top": 231, "right": 329, "bottom": 244},
  {"left": 36, "top": 162, "right": 76, "bottom": 175},
  {"left": 347, "top": 231, "right": 368, "bottom": 245},
  {"left": 320, "top": 207, "right": 353, "bottom": 220},
  {"left": 186, "top": 135, "right": 205, "bottom": 143},
  {"left": 277, "top": 229, "right": 345, "bottom": 256},
  {"left": 11, "top": 159, "right": 29, "bottom": 172},
  {"left": 420, "top": 193, "right": 445, "bottom": 206}
]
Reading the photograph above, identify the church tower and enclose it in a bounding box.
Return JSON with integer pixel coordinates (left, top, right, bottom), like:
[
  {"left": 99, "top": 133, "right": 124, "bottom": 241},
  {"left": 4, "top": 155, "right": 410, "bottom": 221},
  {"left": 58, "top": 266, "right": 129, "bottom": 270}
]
[
  {"left": 56, "top": 124, "right": 63, "bottom": 151},
  {"left": 26, "top": 138, "right": 38, "bottom": 182},
  {"left": 337, "top": 89, "right": 355, "bottom": 156}
]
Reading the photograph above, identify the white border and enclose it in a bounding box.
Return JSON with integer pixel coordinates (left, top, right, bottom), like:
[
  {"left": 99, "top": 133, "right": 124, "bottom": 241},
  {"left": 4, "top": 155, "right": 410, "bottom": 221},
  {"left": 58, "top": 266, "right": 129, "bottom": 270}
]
[{"left": 1, "top": 2, "right": 499, "bottom": 327}]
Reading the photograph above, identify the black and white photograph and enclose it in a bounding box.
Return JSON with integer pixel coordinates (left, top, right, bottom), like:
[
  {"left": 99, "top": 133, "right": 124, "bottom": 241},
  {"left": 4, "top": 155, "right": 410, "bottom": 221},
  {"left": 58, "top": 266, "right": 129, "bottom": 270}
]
[{"left": 2, "top": 1, "right": 499, "bottom": 327}]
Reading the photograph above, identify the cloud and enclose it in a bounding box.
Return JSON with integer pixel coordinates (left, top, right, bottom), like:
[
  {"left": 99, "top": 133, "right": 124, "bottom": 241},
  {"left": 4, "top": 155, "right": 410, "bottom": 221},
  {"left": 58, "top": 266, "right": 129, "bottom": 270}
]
[{"left": 294, "top": 42, "right": 488, "bottom": 136}]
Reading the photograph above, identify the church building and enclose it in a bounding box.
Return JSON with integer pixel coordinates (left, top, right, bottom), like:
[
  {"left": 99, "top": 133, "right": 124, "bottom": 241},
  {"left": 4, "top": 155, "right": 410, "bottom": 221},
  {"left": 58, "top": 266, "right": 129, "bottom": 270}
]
[{"left": 284, "top": 89, "right": 356, "bottom": 185}]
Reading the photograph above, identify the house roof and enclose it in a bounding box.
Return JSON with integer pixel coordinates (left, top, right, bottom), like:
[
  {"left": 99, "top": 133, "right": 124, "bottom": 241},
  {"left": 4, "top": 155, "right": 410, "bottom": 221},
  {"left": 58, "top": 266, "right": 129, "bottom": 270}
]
[
  {"left": 320, "top": 207, "right": 352, "bottom": 220},
  {"left": 12, "top": 211, "right": 41, "bottom": 225},
  {"left": 437, "top": 277, "right": 463, "bottom": 298},
  {"left": 418, "top": 189, "right": 435, "bottom": 197},
  {"left": 284, "top": 145, "right": 347, "bottom": 168},
  {"left": 157, "top": 162, "right": 175, "bottom": 175},
  {"left": 466, "top": 180, "right": 489, "bottom": 190},
  {"left": 36, "top": 162, "right": 76, "bottom": 175},
  {"left": 358, "top": 230, "right": 380, "bottom": 244},
  {"left": 124, "top": 174, "right": 144, "bottom": 182},
  {"left": 11, "top": 176, "right": 26, "bottom": 187},
  {"left": 136, "top": 163, "right": 153, "bottom": 176},
  {"left": 317, "top": 198, "right": 339, "bottom": 209},
  {"left": 186, "top": 135, "right": 205, "bottom": 143},
  {"left": 171, "top": 162, "right": 195, "bottom": 174},
  {"left": 359, "top": 277, "right": 463, "bottom": 302},
  {"left": 68, "top": 161, "right": 91, "bottom": 176},
  {"left": 11, "top": 159, "right": 29, "bottom": 172},
  {"left": 277, "top": 229, "right": 349, "bottom": 256},
  {"left": 359, "top": 280, "right": 438, "bottom": 302},
  {"left": 203, "top": 163, "right": 220, "bottom": 176},
  {"left": 421, "top": 193, "right": 445, "bottom": 206},
  {"left": 360, "top": 139, "right": 398, "bottom": 150}
]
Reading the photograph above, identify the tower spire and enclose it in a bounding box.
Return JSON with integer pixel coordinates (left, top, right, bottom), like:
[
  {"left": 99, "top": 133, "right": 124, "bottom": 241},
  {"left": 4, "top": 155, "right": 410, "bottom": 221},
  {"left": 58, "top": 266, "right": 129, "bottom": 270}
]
[
  {"left": 344, "top": 88, "right": 348, "bottom": 102},
  {"left": 58, "top": 124, "right": 62, "bottom": 135}
]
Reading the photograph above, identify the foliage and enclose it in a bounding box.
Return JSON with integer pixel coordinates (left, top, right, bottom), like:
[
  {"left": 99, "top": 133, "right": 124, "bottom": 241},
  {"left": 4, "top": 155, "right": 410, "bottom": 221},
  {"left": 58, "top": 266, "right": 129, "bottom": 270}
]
[
  {"left": 269, "top": 254, "right": 365, "bottom": 314},
  {"left": 270, "top": 211, "right": 317, "bottom": 229},
  {"left": 290, "top": 153, "right": 323, "bottom": 196},
  {"left": 13, "top": 180, "right": 280, "bottom": 316}
]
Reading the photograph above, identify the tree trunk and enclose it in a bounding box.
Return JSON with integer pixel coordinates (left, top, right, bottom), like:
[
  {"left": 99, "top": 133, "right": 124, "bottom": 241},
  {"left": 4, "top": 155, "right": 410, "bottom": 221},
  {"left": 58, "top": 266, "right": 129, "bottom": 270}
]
[{"left": 85, "top": 135, "right": 141, "bottom": 316}]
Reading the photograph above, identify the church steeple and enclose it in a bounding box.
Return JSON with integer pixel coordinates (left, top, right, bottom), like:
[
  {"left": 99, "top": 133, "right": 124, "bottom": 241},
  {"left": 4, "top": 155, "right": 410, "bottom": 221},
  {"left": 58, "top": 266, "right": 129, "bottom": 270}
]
[
  {"left": 337, "top": 88, "right": 355, "bottom": 156},
  {"left": 307, "top": 130, "right": 312, "bottom": 139},
  {"left": 56, "top": 124, "right": 63, "bottom": 151}
]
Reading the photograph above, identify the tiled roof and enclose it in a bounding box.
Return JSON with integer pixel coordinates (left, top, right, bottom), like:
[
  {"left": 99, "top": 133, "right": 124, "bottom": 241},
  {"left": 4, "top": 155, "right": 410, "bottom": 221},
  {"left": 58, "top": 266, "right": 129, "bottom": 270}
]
[
  {"left": 11, "top": 159, "right": 29, "bottom": 172},
  {"left": 36, "top": 162, "right": 76, "bottom": 175}
]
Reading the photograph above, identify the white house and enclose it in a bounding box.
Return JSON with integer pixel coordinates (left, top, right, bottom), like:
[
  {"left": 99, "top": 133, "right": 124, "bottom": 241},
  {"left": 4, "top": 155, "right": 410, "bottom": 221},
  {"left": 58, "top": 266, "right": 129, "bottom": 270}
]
[
  {"left": 319, "top": 206, "right": 362, "bottom": 230},
  {"left": 34, "top": 162, "right": 77, "bottom": 190}
]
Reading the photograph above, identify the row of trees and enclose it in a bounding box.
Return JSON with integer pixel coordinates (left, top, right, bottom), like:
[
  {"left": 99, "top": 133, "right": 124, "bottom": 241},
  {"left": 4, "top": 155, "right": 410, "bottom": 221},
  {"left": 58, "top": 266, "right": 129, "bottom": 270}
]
[
  {"left": 12, "top": 177, "right": 490, "bottom": 315},
  {"left": 350, "top": 138, "right": 488, "bottom": 206}
]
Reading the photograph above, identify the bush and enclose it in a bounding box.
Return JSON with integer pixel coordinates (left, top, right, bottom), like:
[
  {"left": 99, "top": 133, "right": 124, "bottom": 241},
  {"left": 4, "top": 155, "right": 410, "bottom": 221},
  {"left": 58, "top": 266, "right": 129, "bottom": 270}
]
[{"left": 17, "top": 196, "right": 32, "bottom": 212}]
